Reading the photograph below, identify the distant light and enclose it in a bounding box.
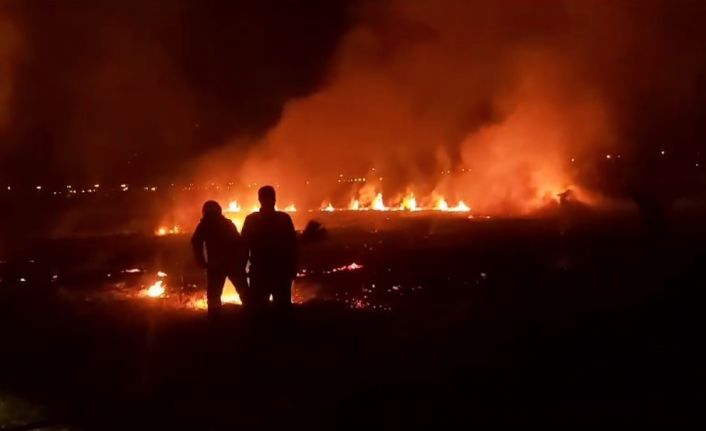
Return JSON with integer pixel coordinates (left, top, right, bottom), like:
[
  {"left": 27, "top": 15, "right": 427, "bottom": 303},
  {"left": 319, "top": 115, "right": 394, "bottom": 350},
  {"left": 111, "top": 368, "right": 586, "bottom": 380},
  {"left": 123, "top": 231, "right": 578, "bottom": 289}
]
[
  {"left": 605, "top": 154, "right": 612, "bottom": 159},
  {"left": 570, "top": 157, "right": 575, "bottom": 163},
  {"left": 66, "top": 185, "right": 72, "bottom": 189},
  {"left": 696, "top": 162, "right": 700, "bottom": 167},
  {"left": 123, "top": 268, "right": 142, "bottom": 274},
  {"left": 35, "top": 185, "right": 42, "bottom": 190},
  {"left": 94, "top": 184, "right": 100, "bottom": 188},
  {"left": 150, "top": 186, "right": 157, "bottom": 191},
  {"left": 120, "top": 183, "right": 127, "bottom": 188},
  {"left": 6, "top": 186, "right": 10, "bottom": 191},
  {"left": 660, "top": 150, "right": 666, "bottom": 155}
]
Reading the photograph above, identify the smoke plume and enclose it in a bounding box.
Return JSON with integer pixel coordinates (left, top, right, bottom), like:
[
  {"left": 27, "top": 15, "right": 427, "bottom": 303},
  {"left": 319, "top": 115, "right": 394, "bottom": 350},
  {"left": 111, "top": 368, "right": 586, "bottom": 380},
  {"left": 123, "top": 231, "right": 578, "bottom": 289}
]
[{"left": 201, "top": 0, "right": 706, "bottom": 213}]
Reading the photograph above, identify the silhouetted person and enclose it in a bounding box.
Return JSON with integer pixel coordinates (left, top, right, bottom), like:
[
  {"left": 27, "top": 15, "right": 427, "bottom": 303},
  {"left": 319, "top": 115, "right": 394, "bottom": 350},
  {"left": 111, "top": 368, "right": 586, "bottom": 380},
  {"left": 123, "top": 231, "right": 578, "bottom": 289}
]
[
  {"left": 242, "top": 186, "right": 297, "bottom": 311},
  {"left": 191, "top": 200, "right": 248, "bottom": 318},
  {"left": 301, "top": 220, "right": 327, "bottom": 244},
  {"left": 557, "top": 189, "right": 574, "bottom": 206},
  {"left": 630, "top": 184, "right": 671, "bottom": 241}
]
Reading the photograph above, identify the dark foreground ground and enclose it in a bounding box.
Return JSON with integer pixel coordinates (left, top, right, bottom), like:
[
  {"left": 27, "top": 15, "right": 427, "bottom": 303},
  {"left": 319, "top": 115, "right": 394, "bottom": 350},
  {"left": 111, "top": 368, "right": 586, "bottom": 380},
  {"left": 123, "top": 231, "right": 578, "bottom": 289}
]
[{"left": 1, "top": 211, "right": 705, "bottom": 429}]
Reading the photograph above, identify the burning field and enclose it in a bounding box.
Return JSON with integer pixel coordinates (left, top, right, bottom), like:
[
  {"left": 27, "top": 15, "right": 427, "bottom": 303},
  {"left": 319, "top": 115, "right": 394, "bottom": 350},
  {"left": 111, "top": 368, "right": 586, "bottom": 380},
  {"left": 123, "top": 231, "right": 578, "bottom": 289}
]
[
  {"left": 156, "top": 191, "right": 478, "bottom": 234},
  {"left": 3, "top": 202, "right": 504, "bottom": 315},
  {"left": 82, "top": 259, "right": 366, "bottom": 312},
  {"left": 2, "top": 206, "right": 706, "bottom": 428},
  {"left": 1, "top": 0, "right": 706, "bottom": 428}
]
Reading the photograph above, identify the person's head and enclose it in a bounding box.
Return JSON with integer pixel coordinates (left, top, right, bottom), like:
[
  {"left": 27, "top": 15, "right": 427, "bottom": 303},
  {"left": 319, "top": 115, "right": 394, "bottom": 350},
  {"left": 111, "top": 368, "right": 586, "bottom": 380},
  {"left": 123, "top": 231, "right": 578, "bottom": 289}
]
[
  {"left": 202, "top": 200, "right": 222, "bottom": 218},
  {"left": 258, "top": 185, "right": 276, "bottom": 210}
]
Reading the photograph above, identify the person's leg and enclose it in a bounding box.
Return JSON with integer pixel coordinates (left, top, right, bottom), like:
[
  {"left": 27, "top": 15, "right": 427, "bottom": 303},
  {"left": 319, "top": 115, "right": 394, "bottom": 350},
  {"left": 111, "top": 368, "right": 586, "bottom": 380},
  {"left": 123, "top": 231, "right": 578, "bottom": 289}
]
[
  {"left": 248, "top": 275, "right": 269, "bottom": 310},
  {"left": 206, "top": 270, "right": 226, "bottom": 318},
  {"left": 227, "top": 270, "right": 250, "bottom": 307},
  {"left": 270, "top": 279, "right": 293, "bottom": 334},
  {"left": 272, "top": 278, "right": 292, "bottom": 311}
]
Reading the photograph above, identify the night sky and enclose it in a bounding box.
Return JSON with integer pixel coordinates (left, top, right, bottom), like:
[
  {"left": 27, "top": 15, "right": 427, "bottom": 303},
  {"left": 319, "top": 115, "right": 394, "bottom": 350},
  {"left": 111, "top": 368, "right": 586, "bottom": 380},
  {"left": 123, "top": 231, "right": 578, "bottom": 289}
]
[{"left": 0, "top": 0, "right": 353, "bottom": 184}]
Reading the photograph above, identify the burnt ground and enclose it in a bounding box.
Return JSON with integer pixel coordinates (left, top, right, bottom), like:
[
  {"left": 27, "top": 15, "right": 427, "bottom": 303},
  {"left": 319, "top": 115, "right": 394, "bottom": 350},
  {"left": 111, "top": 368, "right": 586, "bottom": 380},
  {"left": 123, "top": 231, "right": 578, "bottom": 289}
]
[{"left": 1, "top": 210, "right": 705, "bottom": 429}]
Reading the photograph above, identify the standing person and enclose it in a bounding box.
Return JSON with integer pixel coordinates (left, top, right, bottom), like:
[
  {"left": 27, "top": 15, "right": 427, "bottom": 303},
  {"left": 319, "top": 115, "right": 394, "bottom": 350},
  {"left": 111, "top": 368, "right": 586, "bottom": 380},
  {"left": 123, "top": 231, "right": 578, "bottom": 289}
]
[
  {"left": 191, "top": 200, "right": 248, "bottom": 318},
  {"left": 242, "top": 186, "right": 297, "bottom": 311}
]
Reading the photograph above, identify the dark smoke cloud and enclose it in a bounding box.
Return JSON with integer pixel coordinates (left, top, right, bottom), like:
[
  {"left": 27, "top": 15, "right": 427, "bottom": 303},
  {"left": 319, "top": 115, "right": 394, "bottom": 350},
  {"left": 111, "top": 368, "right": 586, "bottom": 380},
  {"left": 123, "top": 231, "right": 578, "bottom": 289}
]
[{"left": 0, "top": 0, "right": 353, "bottom": 185}]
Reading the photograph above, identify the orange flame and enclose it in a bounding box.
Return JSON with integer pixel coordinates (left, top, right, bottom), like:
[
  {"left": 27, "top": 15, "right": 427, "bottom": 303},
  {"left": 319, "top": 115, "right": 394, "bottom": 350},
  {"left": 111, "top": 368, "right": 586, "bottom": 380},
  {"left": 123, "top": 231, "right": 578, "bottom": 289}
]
[
  {"left": 449, "top": 201, "right": 471, "bottom": 212},
  {"left": 434, "top": 197, "right": 449, "bottom": 211},
  {"left": 398, "top": 193, "right": 419, "bottom": 211},
  {"left": 155, "top": 226, "right": 181, "bottom": 236},
  {"left": 145, "top": 280, "right": 165, "bottom": 298},
  {"left": 371, "top": 193, "right": 387, "bottom": 211},
  {"left": 190, "top": 278, "right": 242, "bottom": 309},
  {"left": 227, "top": 200, "right": 242, "bottom": 212}
]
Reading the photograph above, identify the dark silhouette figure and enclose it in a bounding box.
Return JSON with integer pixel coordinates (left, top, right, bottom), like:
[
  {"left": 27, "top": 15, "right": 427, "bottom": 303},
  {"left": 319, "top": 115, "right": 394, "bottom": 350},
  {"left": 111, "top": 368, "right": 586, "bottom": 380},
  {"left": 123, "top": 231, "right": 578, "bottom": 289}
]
[
  {"left": 191, "top": 200, "right": 248, "bottom": 317},
  {"left": 301, "top": 220, "right": 327, "bottom": 243},
  {"left": 629, "top": 183, "right": 672, "bottom": 242},
  {"left": 242, "top": 186, "right": 297, "bottom": 311}
]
